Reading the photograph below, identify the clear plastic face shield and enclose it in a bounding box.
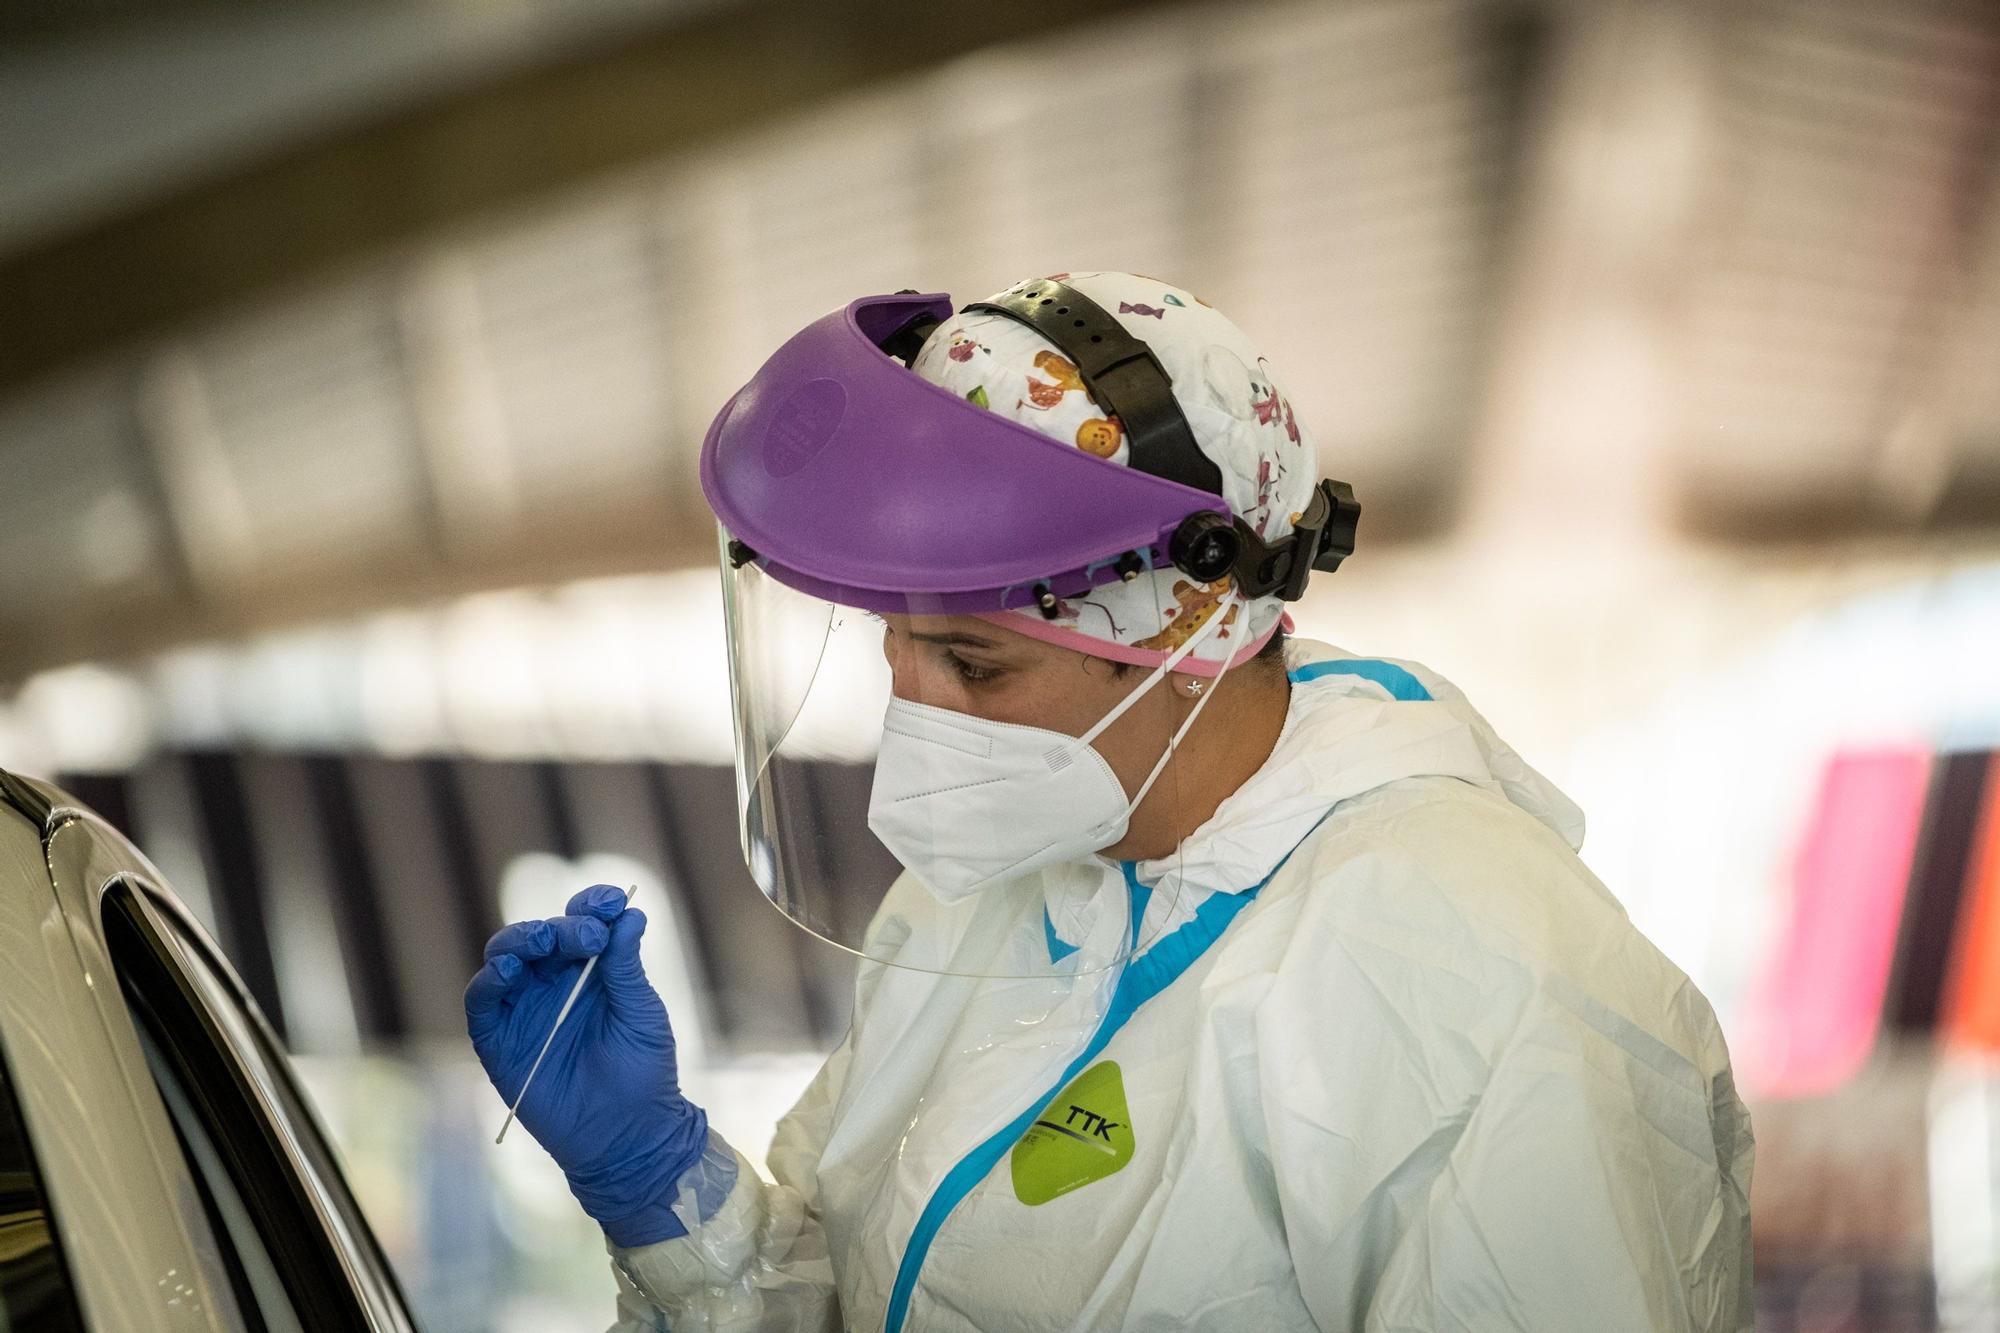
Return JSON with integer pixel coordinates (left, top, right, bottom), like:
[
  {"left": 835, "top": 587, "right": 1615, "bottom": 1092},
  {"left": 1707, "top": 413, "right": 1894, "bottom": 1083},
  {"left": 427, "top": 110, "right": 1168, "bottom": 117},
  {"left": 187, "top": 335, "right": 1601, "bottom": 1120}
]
[{"left": 719, "top": 536, "right": 1239, "bottom": 979}]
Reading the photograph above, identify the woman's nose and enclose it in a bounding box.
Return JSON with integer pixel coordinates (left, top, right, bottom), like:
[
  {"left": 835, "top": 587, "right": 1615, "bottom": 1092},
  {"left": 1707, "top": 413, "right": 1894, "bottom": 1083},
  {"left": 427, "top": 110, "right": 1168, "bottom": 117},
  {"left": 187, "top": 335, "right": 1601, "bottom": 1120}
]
[
  {"left": 883, "top": 643, "right": 952, "bottom": 709},
  {"left": 881, "top": 631, "right": 919, "bottom": 702}
]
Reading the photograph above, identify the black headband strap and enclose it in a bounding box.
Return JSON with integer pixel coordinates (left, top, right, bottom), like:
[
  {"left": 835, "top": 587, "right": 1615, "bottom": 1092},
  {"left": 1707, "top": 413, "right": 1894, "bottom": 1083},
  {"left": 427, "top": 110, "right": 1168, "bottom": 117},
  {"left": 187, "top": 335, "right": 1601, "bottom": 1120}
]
[{"left": 963, "top": 280, "right": 1224, "bottom": 498}]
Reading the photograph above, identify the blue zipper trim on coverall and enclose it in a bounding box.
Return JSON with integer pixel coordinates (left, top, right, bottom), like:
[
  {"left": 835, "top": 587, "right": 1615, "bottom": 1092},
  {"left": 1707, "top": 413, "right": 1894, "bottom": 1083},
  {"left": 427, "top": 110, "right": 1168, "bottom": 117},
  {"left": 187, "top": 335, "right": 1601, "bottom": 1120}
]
[{"left": 883, "top": 815, "right": 1335, "bottom": 1332}]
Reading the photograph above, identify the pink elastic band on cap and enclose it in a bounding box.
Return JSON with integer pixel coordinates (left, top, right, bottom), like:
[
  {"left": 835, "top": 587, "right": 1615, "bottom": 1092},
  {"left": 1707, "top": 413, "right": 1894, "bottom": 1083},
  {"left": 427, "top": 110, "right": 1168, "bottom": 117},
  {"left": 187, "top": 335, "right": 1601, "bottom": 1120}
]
[{"left": 972, "top": 609, "right": 1281, "bottom": 678}]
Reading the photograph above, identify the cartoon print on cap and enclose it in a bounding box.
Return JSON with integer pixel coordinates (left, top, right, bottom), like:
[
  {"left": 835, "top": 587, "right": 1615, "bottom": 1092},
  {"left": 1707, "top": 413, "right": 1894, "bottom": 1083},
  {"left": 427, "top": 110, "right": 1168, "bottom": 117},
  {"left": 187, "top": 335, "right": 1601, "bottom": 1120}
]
[
  {"left": 1048, "top": 592, "right": 1128, "bottom": 640},
  {"left": 1076, "top": 416, "right": 1124, "bottom": 458},
  {"left": 1036, "top": 351, "right": 1085, "bottom": 391},
  {"left": 1119, "top": 301, "right": 1167, "bottom": 320},
  {"left": 1251, "top": 379, "right": 1282, "bottom": 428},
  {"left": 1254, "top": 457, "right": 1284, "bottom": 533},
  {"left": 1134, "top": 578, "right": 1240, "bottom": 653},
  {"left": 1200, "top": 344, "right": 1257, "bottom": 417},
  {"left": 1259, "top": 358, "right": 1302, "bottom": 445},
  {"left": 1024, "top": 351, "right": 1086, "bottom": 409}
]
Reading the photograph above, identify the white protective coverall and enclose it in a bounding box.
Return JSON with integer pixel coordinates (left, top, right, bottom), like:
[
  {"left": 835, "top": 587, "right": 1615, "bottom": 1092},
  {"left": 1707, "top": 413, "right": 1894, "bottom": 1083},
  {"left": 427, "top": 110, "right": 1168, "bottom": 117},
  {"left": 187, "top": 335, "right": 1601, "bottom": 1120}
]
[{"left": 607, "top": 639, "right": 1755, "bottom": 1332}]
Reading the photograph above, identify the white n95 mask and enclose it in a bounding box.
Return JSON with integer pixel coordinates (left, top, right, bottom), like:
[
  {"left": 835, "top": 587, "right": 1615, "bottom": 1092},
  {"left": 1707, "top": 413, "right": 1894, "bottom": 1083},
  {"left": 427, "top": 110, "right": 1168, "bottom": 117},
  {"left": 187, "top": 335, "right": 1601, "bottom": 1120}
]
[{"left": 866, "top": 596, "right": 1238, "bottom": 902}]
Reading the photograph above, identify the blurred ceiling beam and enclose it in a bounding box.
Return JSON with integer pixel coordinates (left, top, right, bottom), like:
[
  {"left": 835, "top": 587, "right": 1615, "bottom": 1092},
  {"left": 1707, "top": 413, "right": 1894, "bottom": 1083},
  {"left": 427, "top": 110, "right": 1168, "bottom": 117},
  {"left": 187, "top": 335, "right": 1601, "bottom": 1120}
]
[
  {"left": 1456, "top": 0, "right": 1706, "bottom": 555},
  {"left": 1670, "top": 0, "right": 2000, "bottom": 542},
  {"left": 1456, "top": 0, "right": 2000, "bottom": 551},
  {"left": 0, "top": 0, "right": 1204, "bottom": 397},
  {"left": 0, "top": 0, "right": 705, "bottom": 254}
]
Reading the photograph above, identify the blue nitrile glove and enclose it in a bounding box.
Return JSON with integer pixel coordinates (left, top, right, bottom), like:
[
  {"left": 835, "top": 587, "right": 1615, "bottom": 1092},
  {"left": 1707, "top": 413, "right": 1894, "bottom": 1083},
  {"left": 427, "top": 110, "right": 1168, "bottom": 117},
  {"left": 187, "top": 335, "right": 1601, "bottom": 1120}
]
[{"left": 465, "top": 884, "right": 710, "bottom": 1246}]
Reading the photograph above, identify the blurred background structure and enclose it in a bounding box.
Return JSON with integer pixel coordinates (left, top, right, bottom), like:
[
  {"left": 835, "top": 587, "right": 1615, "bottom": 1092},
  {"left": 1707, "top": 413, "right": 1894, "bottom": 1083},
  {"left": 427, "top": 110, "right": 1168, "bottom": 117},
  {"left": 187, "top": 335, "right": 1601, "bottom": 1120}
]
[{"left": 3, "top": 0, "right": 1999, "bottom": 1327}]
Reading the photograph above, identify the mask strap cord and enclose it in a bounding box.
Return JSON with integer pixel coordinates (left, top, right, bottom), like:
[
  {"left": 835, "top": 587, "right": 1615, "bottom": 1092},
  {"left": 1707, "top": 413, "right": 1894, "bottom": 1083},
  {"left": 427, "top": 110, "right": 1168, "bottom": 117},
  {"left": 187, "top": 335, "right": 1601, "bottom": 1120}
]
[
  {"left": 1077, "top": 592, "right": 1237, "bottom": 749},
  {"left": 1123, "top": 600, "right": 1242, "bottom": 814}
]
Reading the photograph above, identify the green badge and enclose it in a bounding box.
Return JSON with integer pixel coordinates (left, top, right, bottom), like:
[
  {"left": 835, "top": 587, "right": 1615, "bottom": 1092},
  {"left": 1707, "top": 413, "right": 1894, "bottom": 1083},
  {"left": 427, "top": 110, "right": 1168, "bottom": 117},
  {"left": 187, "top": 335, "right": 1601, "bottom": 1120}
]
[{"left": 1011, "top": 1060, "right": 1134, "bottom": 1206}]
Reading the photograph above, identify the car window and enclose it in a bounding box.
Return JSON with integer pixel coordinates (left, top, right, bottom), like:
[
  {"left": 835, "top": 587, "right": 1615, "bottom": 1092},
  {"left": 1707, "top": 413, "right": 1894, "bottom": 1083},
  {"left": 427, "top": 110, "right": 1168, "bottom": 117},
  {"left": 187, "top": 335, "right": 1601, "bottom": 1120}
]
[
  {"left": 101, "top": 878, "right": 414, "bottom": 1333},
  {"left": 130, "top": 1018, "right": 305, "bottom": 1333},
  {"left": 0, "top": 1047, "right": 86, "bottom": 1333}
]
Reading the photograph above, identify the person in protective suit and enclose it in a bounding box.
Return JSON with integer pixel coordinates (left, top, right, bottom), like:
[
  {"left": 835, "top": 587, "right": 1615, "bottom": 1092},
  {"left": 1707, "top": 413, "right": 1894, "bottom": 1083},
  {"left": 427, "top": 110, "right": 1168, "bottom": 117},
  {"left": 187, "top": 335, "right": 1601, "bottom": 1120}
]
[{"left": 466, "top": 271, "right": 1754, "bottom": 1332}]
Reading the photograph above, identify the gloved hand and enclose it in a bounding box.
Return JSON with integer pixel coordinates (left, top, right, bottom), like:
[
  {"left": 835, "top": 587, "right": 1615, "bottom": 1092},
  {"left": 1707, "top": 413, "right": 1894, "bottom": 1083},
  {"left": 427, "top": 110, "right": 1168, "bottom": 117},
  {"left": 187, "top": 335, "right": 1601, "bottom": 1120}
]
[{"left": 465, "top": 884, "right": 709, "bottom": 1247}]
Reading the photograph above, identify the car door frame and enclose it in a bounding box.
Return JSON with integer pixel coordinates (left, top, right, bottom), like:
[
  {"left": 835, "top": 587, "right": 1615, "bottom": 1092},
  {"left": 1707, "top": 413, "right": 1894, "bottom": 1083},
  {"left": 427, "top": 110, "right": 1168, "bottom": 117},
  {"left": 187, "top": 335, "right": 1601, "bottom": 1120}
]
[{"left": 1, "top": 769, "right": 418, "bottom": 1332}]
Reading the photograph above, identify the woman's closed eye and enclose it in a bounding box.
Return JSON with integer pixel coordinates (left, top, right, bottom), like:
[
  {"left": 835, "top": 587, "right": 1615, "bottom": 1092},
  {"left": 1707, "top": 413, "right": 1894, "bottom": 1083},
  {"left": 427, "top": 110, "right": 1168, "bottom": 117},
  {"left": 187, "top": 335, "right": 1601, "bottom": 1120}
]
[
  {"left": 943, "top": 651, "right": 1000, "bottom": 684},
  {"left": 868, "top": 612, "right": 1006, "bottom": 685}
]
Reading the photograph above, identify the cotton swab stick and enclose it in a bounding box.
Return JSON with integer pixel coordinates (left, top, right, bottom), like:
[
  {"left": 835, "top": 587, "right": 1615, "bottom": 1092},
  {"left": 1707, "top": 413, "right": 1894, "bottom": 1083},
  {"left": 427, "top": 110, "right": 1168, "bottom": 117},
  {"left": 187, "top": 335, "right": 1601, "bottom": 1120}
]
[{"left": 496, "top": 884, "right": 638, "bottom": 1145}]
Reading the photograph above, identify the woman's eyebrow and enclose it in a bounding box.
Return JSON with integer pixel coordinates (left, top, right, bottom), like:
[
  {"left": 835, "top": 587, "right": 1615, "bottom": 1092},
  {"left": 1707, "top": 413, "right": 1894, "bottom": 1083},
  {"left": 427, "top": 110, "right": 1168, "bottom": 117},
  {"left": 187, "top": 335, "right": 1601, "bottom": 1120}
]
[{"left": 906, "top": 630, "right": 1003, "bottom": 649}]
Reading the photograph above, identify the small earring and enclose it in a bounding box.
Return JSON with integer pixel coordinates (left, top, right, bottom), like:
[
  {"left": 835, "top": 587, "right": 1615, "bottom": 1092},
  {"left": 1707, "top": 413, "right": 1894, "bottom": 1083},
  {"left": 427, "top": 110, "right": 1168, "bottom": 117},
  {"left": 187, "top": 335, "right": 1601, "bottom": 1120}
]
[{"left": 1183, "top": 679, "right": 1204, "bottom": 698}]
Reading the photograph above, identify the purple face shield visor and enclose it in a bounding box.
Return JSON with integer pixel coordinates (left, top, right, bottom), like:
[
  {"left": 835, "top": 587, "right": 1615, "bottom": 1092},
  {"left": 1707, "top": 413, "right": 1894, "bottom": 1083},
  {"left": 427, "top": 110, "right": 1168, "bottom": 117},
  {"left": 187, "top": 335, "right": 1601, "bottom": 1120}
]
[{"left": 699, "top": 288, "right": 1359, "bottom": 617}]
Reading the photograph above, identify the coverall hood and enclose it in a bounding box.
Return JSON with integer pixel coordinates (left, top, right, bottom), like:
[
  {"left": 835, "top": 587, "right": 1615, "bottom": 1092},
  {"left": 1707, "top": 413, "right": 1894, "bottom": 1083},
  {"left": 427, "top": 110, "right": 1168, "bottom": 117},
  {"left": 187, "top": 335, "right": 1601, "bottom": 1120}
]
[{"left": 1131, "top": 639, "right": 1587, "bottom": 905}]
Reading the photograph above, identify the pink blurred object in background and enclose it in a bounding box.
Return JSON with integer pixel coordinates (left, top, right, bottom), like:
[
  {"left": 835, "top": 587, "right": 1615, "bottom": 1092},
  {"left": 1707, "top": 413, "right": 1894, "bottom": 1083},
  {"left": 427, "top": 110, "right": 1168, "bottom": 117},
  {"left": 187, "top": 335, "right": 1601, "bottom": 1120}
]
[{"left": 1741, "top": 749, "right": 1933, "bottom": 1098}]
